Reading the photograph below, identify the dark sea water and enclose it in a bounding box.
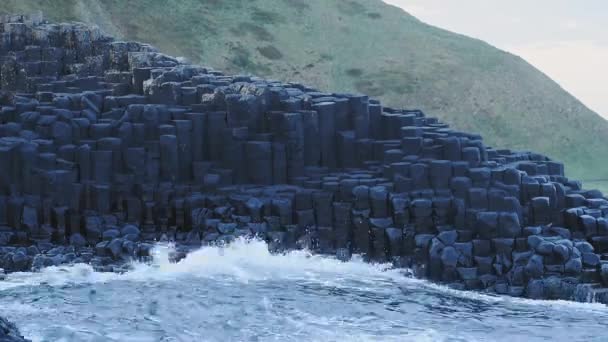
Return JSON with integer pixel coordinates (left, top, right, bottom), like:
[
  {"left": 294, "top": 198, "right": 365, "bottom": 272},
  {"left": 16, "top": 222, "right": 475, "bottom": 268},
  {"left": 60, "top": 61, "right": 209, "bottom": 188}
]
[{"left": 1, "top": 239, "right": 607, "bottom": 342}]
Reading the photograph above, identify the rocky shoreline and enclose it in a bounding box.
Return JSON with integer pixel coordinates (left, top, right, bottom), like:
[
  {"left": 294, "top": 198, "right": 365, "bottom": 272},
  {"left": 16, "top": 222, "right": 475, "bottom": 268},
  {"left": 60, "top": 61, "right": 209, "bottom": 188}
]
[
  {"left": 0, "top": 316, "right": 28, "bottom": 342},
  {"left": 1, "top": 13, "right": 608, "bottom": 304}
]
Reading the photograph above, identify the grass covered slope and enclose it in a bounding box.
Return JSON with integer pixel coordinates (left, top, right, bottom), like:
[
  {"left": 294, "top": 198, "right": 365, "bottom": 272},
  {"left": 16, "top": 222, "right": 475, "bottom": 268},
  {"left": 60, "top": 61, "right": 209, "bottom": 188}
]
[{"left": 2, "top": 0, "right": 607, "bottom": 181}]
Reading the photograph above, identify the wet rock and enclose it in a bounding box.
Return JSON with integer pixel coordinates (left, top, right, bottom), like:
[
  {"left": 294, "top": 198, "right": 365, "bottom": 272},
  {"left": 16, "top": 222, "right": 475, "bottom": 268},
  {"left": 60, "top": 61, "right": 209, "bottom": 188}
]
[
  {"left": 95, "top": 241, "right": 109, "bottom": 257},
  {"left": 10, "top": 252, "right": 29, "bottom": 271},
  {"left": 536, "top": 241, "right": 554, "bottom": 256},
  {"left": 526, "top": 279, "right": 545, "bottom": 299},
  {"left": 217, "top": 223, "right": 237, "bottom": 235},
  {"left": 69, "top": 233, "right": 86, "bottom": 248},
  {"left": 437, "top": 230, "right": 457, "bottom": 246},
  {"left": 553, "top": 244, "right": 570, "bottom": 262},
  {"left": 582, "top": 252, "right": 600, "bottom": 267},
  {"left": 384, "top": 228, "right": 403, "bottom": 256},
  {"left": 414, "top": 234, "right": 434, "bottom": 249},
  {"left": 440, "top": 246, "right": 458, "bottom": 268},
  {"left": 575, "top": 241, "right": 594, "bottom": 254},
  {"left": 457, "top": 267, "right": 477, "bottom": 280},
  {"left": 103, "top": 229, "right": 121, "bottom": 241},
  {"left": 31, "top": 254, "right": 52, "bottom": 270},
  {"left": 121, "top": 225, "right": 141, "bottom": 238},
  {"left": 122, "top": 240, "right": 137, "bottom": 256},
  {"left": 0, "top": 315, "right": 29, "bottom": 342},
  {"left": 527, "top": 235, "right": 543, "bottom": 249},
  {"left": 601, "top": 264, "right": 608, "bottom": 285},
  {"left": 565, "top": 258, "right": 582, "bottom": 275},
  {"left": 336, "top": 248, "right": 351, "bottom": 262},
  {"left": 0, "top": 14, "right": 605, "bottom": 302},
  {"left": 525, "top": 254, "right": 544, "bottom": 278}
]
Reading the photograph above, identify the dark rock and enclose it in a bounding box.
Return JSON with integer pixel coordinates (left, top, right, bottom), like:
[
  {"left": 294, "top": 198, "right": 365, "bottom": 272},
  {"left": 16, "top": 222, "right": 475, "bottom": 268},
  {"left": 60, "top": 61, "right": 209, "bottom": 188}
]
[
  {"left": 414, "top": 234, "right": 434, "bottom": 249},
  {"left": 10, "top": 252, "right": 29, "bottom": 271},
  {"left": 0, "top": 14, "right": 603, "bottom": 302},
  {"left": 121, "top": 225, "right": 141, "bottom": 237},
  {"left": 102, "top": 229, "right": 120, "bottom": 241},
  {"left": 437, "top": 230, "right": 457, "bottom": 246},
  {"left": 536, "top": 240, "right": 555, "bottom": 256},
  {"left": 565, "top": 258, "right": 582, "bottom": 275},
  {"left": 526, "top": 279, "right": 545, "bottom": 299},
  {"left": 95, "top": 241, "right": 109, "bottom": 257},
  {"left": 0, "top": 315, "right": 29, "bottom": 342},
  {"left": 553, "top": 244, "right": 570, "bottom": 262},
  {"left": 525, "top": 254, "right": 544, "bottom": 278},
  {"left": 527, "top": 235, "right": 543, "bottom": 249},
  {"left": 217, "top": 223, "right": 237, "bottom": 235},
  {"left": 473, "top": 239, "right": 492, "bottom": 257},
  {"left": 601, "top": 263, "right": 608, "bottom": 285},
  {"left": 336, "top": 248, "right": 351, "bottom": 262},
  {"left": 69, "top": 233, "right": 86, "bottom": 248},
  {"left": 582, "top": 252, "right": 600, "bottom": 267},
  {"left": 523, "top": 226, "right": 543, "bottom": 237},
  {"left": 575, "top": 241, "right": 594, "bottom": 254},
  {"left": 31, "top": 254, "right": 53, "bottom": 270},
  {"left": 498, "top": 212, "right": 521, "bottom": 238},
  {"left": 457, "top": 267, "right": 477, "bottom": 280},
  {"left": 440, "top": 246, "right": 459, "bottom": 268},
  {"left": 385, "top": 228, "right": 403, "bottom": 256}
]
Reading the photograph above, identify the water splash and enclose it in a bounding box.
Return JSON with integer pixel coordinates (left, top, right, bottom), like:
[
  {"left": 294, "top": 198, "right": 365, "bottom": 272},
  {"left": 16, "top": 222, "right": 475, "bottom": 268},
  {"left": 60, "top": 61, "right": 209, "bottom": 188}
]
[
  {"left": 0, "top": 238, "right": 400, "bottom": 290},
  {"left": 1, "top": 237, "right": 607, "bottom": 313}
]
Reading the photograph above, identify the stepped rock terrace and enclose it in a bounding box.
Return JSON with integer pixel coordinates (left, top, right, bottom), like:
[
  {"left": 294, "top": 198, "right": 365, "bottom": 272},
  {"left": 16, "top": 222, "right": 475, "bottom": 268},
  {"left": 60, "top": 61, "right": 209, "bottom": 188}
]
[{"left": 1, "top": 14, "right": 608, "bottom": 302}]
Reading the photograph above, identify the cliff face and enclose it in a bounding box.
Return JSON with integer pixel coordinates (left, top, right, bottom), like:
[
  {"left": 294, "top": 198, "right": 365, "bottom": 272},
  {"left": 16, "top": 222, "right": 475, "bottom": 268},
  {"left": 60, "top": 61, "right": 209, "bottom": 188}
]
[{"left": 0, "top": 0, "right": 606, "bottom": 183}]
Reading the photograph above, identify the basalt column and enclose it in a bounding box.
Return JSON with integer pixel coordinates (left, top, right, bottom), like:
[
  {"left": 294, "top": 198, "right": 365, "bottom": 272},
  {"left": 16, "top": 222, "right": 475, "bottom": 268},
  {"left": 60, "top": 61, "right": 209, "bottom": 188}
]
[{"left": 313, "top": 101, "right": 336, "bottom": 169}]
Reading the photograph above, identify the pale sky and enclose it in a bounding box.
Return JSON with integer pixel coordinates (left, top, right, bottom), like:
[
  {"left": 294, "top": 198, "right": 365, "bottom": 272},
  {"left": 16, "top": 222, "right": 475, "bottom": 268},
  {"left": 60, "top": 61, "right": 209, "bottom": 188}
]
[{"left": 383, "top": 0, "right": 608, "bottom": 120}]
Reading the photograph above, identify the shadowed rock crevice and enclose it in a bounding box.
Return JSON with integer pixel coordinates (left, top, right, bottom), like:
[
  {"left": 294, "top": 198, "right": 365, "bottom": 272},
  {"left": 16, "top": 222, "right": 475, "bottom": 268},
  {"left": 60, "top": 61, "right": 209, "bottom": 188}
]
[{"left": 0, "top": 14, "right": 608, "bottom": 303}]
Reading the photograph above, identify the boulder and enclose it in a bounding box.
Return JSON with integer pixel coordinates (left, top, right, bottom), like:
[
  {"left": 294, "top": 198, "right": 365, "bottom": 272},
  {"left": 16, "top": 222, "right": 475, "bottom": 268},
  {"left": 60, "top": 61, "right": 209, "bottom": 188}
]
[
  {"left": 582, "top": 252, "right": 600, "bottom": 267},
  {"left": 102, "top": 229, "right": 120, "bottom": 241},
  {"left": 565, "top": 257, "right": 582, "bottom": 275},
  {"left": 69, "top": 233, "right": 86, "bottom": 248},
  {"left": 121, "top": 225, "right": 141, "bottom": 237},
  {"left": 10, "top": 252, "right": 29, "bottom": 272},
  {"left": 601, "top": 263, "right": 608, "bottom": 285},
  {"left": 525, "top": 254, "right": 544, "bottom": 278},
  {"left": 440, "top": 246, "right": 459, "bottom": 268},
  {"left": 0, "top": 315, "right": 29, "bottom": 342}
]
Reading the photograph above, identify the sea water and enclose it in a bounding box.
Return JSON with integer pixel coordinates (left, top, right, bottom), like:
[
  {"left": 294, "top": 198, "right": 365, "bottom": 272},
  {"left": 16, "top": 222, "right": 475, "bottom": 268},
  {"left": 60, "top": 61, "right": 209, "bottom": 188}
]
[{"left": 1, "top": 239, "right": 607, "bottom": 342}]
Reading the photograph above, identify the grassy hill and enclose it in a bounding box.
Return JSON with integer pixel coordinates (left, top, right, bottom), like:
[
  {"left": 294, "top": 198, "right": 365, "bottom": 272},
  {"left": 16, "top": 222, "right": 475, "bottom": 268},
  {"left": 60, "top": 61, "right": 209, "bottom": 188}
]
[{"left": 2, "top": 0, "right": 608, "bottom": 185}]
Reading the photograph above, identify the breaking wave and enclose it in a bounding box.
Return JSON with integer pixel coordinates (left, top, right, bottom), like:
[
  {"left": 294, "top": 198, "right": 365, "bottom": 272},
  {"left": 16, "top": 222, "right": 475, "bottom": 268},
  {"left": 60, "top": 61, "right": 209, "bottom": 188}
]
[{"left": 1, "top": 238, "right": 608, "bottom": 342}]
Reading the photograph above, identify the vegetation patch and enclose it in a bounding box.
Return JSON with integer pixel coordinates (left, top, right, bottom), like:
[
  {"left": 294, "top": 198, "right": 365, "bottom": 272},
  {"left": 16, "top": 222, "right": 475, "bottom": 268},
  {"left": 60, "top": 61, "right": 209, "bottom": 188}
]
[
  {"left": 236, "top": 22, "right": 275, "bottom": 42},
  {"left": 227, "top": 43, "right": 271, "bottom": 75},
  {"left": 229, "top": 27, "right": 245, "bottom": 37},
  {"left": 285, "top": 0, "right": 310, "bottom": 11},
  {"left": 319, "top": 54, "right": 334, "bottom": 62},
  {"left": 345, "top": 68, "right": 364, "bottom": 77},
  {"left": 337, "top": 0, "right": 366, "bottom": 16},
  {"left": 251, "top": 9, "right": 285, "bottom": 24},
  {"left": 354, "top": 79, "right": 385, "bottom": 97},
  {"left": 257, "top": 45, "right": 283, "bottom": 60}
]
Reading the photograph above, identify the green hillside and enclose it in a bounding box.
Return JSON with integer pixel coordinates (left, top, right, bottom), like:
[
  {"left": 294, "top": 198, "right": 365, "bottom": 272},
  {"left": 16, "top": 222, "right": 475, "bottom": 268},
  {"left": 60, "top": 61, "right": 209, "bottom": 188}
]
[{"left": 2, "top": 0, "right": 607, "bottom": 183}]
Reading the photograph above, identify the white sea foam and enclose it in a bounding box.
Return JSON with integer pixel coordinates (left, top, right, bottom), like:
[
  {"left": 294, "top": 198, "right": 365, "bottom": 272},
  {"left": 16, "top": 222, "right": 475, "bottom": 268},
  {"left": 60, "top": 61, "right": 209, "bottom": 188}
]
[
  {"left": 0, "top": 238, "right": 401, "bottom": 290},
  {"left": 1, "top": 237, "right": 607, "bottom": 313}
]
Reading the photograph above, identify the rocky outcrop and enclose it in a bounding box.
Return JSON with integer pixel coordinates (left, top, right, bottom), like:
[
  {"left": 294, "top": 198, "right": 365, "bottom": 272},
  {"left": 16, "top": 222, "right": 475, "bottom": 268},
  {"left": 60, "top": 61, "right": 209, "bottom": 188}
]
[
  {"left": 1, "top": 14, "right": 608, "bottom": 302},
  {"left": 0, "top": 316, "right": 29, "bottom": 342}
]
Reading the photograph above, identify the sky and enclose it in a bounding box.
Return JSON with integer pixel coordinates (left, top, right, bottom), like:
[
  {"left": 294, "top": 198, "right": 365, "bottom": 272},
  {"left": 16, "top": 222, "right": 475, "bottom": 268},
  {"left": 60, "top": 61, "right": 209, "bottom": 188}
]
[{"left": 383, "top": 0, "right": 608, "bottom": 120}]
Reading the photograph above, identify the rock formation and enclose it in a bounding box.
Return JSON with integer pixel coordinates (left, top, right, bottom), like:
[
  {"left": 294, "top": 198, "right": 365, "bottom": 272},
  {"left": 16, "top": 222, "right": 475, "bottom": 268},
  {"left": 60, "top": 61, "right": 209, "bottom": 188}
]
[
  {"left": 0, "top": 316, "right": 29, "bottom": 342},
  {"left": 1, "top": 14, "right": 608, "bottom": 302}
]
